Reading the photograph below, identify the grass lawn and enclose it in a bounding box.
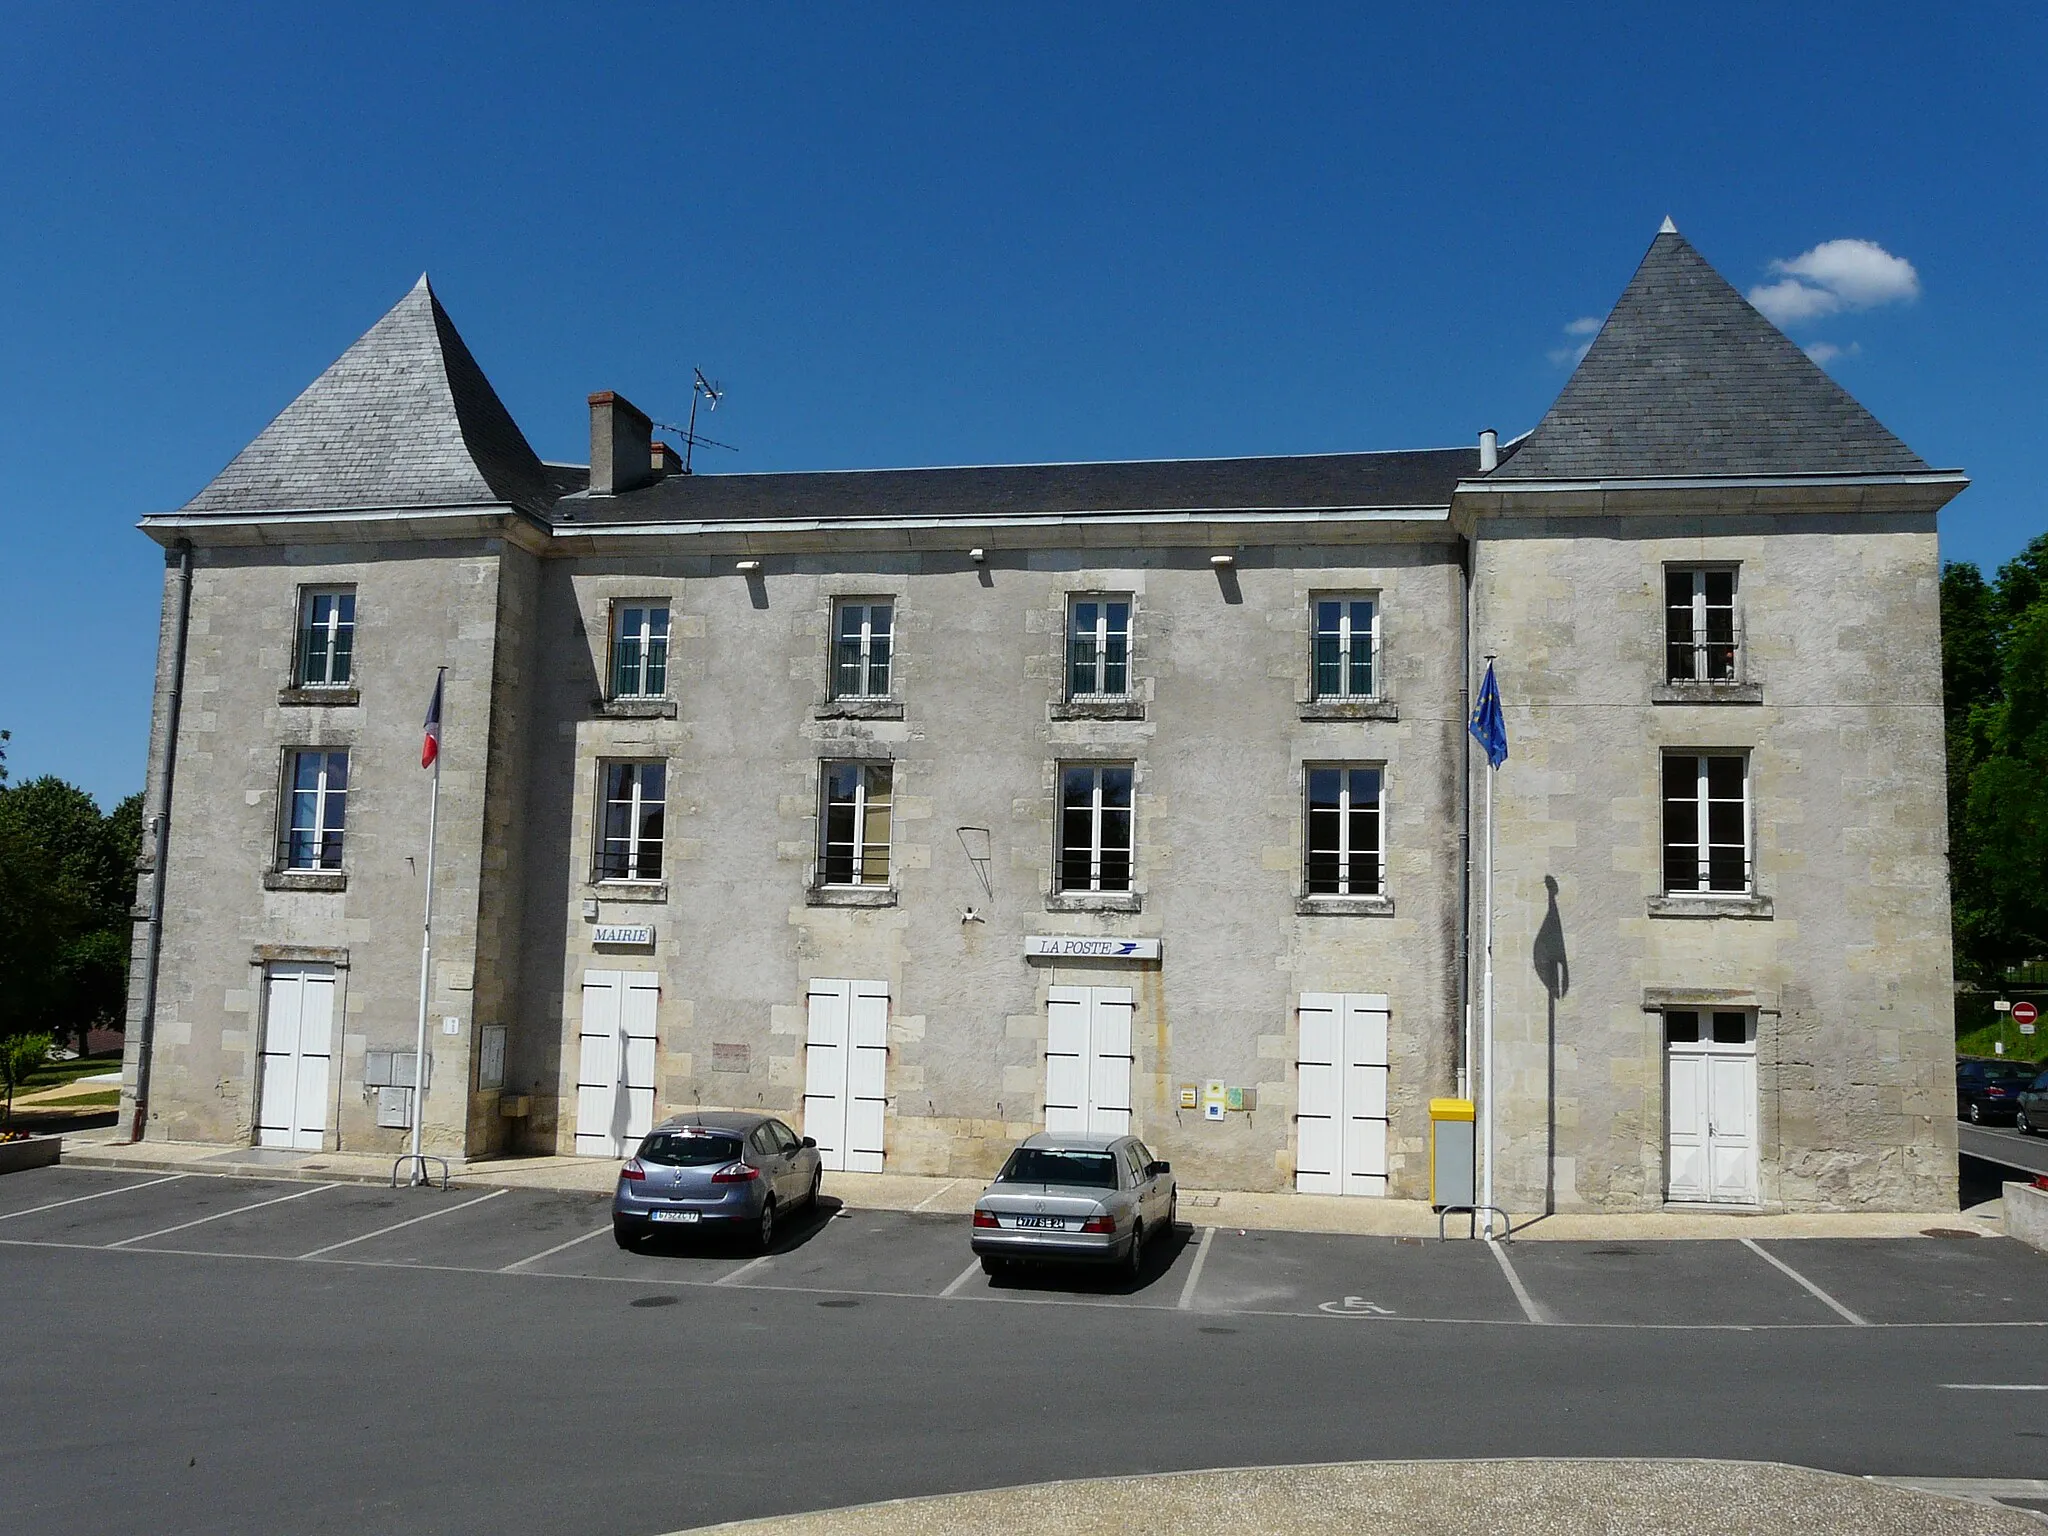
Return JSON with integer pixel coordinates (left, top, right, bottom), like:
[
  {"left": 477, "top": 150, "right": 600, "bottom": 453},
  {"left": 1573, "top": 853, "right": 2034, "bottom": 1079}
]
[
  {"left": 17, "top": 1052, "right": 123, "bottom": 1094},
  {"left": 1956, "top": 1023, "right": 2048, "bottom": 1065}
]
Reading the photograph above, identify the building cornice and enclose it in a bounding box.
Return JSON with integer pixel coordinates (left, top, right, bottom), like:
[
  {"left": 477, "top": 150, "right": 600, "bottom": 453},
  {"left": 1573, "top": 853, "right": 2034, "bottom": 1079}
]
[
  {"left": 138, "top": 503, "right": 553, "bottom": 553},
  {"left": 1451, "top": 470, "right": 1966, "bottom": 532}
]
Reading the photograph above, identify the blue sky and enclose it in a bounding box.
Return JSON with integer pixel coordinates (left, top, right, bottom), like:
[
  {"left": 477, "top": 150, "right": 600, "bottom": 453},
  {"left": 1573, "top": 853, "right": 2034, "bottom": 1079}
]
[{"left": 2, "top": 4, "right": 2041, "bottom": 806}]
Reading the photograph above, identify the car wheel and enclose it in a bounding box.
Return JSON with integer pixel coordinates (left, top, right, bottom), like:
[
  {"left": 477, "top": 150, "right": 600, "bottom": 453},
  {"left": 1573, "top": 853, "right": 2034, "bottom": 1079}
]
[
  {"left": 1123, "top": 1220, "right": 1144, "bottom": 1280},
  {"left": 980, "top": 1255, "right": 1006, "bottom": 1278},
  {"left": 613, "top": 1217, "right": 644, "bottom": 1251},
  {"left": 2019, "top": 1109, "right": 2034, "bottom": 1136},
  {"left": 808, "top": 1165, "right": 823, "bottom": 1209},
  {"left": 1166, "top": 1188, "right": 1178, "bottom": 1230},
  {"left": 1967, "top": 1101, "right": 1984, "bottom": 1125},
  {"left": 755, "top": 1198, "right": 777, "bottom": 1254}
]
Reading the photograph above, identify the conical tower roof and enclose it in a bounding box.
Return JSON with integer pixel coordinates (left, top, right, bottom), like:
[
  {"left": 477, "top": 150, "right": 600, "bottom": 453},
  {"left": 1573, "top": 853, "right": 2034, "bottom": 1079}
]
[
  {"left": 1495, "top": 224, "right": 1928, "bottom": 479},
  {"left": 181, "top": 276, "right": 552, "bottom": 517}
]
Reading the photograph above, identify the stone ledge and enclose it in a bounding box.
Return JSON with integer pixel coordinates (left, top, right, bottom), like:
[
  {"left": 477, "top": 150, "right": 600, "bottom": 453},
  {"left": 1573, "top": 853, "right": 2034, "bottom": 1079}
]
[
  {"left": 1648, "top": 893, "right": 1773, "bottom": 920},
  {"left": 263, "top": 870, "right": 347, "bottom": 893},
  {"left": 1295, "top": 894, "right": 1396, "bottom": 917},
  {"left": 588, "top": 880, "right": 668, "bottom": 903},
  {"left": 593, "top": 697, "right": 678, "bottom": 719},
  {"left": 1652, "top": 680, "right": 1764, "bottom": 705},
  {"left": 277, "top": 686, "right": 360, "bottom": 708},
  {"left": 1297, "top": 698, "right": 1399, "bottom": 722},
  {"left": 253, "top": 943, "right": 351, "bottom": 967},
  {"left": 814, "top": 699, "right": 905, "bottom": 721},
  {"left": 1050, "top": 700, "right": 1146, "bottom": 722},
  {"left": 805, "top": 885, "right": 898, "bottom": 908},
  {"left": 1046, "top": 890, "right": 1143, "bottom": 913}
]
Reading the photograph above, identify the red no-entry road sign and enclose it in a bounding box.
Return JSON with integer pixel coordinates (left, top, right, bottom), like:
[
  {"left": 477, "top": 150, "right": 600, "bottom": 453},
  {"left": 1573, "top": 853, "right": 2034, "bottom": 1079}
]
[{"left": 2014, "top": 1001, "right": 2039, "bottom": 1027}]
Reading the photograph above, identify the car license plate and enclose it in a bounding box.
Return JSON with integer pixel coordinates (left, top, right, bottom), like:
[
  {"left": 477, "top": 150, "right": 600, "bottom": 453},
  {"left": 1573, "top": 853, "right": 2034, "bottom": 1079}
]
[
  {"left": 651, "top": 1210, "right": 701, "bottom": 1224},
  {"left": 1014, "top": 1215, "right": 1067, "bottom": 1230}
]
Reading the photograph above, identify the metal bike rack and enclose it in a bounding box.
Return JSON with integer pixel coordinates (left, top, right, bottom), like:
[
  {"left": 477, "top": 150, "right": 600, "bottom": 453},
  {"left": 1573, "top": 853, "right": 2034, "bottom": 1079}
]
[
  {"left": 1436, "top": 1203, "right": 1515, "bottom": 1242},
  {"left": 391, "top": 1153, "right": 451, "bottom": 1190}
]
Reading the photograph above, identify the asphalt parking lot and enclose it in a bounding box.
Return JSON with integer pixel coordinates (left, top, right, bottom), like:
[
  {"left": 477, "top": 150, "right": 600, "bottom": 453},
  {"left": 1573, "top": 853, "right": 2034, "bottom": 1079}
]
[{"left": 6, "top": 1164, "right": 2048, "bottom": 1329}]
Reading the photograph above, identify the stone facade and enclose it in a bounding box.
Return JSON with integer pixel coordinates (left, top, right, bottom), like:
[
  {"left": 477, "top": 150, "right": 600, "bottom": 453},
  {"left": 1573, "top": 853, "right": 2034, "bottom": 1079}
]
[{"left": 119, "top": 227, "right": 1968, "bottom": 1211}]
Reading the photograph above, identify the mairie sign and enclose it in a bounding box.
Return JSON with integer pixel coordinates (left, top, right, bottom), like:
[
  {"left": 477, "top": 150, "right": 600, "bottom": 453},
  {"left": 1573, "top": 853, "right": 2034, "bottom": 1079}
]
[
  {"left": 593, "top": 924, "right": 655, "bottom": 947},
  {"left": 1025, "top": 935, "right": 1161, "bottom": 960}
]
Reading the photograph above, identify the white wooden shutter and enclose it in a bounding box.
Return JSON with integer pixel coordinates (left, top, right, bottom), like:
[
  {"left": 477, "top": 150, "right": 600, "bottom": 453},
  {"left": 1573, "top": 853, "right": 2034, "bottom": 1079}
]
[
  {"left": 804, "top": 980, "right": 852, "bottom": 1170},
  {"left": 1088, "top": 988, "right": 1135, "bottom": 1136},
  {"left": 1707, "top": 1053, "right": 1758, "bottom": 1205},
  {"left": 257, "top": 970, "right": 303, "bottom": 1147},
  {"left": 1295, "top": 993, "right": 1342, "bottom": 1194},
  {"left": 575, "top": 970, "right": 624, "bottom": 1155},
  {"left": 293, "top": 969, "right": 336, "bottom": 1146},
  {"left": 1341, "top": 994, "right": 1390, "bottom": 1195},
  {"left": 1044, "top": 986, "right": 1090, "bottom": 1134},
  {"left": 620, "top": 973, "right": 660, "bottom": 1145},
  {"left": 845, "top": 980, "right": 890, "bottom": 1172},
  {"left": 1666, "top": 1051, "right": 1708, "bottom": 1201}
]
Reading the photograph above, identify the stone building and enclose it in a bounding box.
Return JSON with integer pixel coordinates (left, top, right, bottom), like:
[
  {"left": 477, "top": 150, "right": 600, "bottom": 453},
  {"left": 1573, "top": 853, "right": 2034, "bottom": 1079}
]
[{"left": 117, "top": 223, "right": 1967, "bottom": 1211}]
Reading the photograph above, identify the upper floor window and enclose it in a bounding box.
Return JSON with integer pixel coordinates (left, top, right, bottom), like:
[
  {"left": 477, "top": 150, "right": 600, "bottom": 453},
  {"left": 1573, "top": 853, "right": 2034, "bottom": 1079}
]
[
  {"left": 1058, "top": 763, "right": 1134, "bottom": 892},
  {"left": 1068, "top": 596, "right": 1131, "bottom": 699},
  {"left": 1662, "top": 752, "right": 1749, "bottom": 894},
  {"left": 1312, "top": 597, "right": 1378, "bottom": 700},
  {"left": 1666, "top": 567, "right": 1738, "bottom": 682},
  {"left": 598, "top": 761, "right": 665, "bottom": 882},
  {"left": 282, "top": 750, "right": 348, "bottom": 870},
  {"left": 296, "top": 588, "right": 356, "bottom": 687},
  {"left": 833, "top": 600, "right": 894, "bottom": 699},
  {"left": 820, "top": 761, "right": 892, "bottom": 886},
  {"left": 611, "top": 603, "right": 670, "bottom": 698},
  {"left": 1304, "top": 765, "right": 1383, "bottom": 896}
]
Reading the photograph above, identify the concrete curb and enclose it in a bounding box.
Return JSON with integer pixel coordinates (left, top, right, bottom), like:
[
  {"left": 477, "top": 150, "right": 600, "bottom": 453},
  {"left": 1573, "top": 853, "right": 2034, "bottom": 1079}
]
[
  {"left": 656, "top": 1458, "right": 2046, "bottom": 1536},
  {"left": 2005, "top": 1181, "right": 2048, "bottom": 1253}
]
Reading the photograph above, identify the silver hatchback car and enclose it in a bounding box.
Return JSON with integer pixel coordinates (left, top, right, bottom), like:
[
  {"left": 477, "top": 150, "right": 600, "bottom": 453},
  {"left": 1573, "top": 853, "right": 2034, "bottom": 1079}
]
[
  {"left": 970, "top": 1132, "right": 1176, "bottom": 1278},
  {"left": 613, "top": 1111, "right": 823, "bottom": 1252}
]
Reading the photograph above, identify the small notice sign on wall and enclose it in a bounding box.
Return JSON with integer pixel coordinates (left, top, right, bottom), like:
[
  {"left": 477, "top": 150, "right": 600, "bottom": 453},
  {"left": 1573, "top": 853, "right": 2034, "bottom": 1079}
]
[{"left": 593, "top": 924, "right": 655, "bottom": 947}]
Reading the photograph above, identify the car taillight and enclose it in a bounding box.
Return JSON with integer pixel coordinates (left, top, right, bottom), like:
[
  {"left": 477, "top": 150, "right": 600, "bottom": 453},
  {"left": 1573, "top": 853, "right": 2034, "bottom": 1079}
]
[
  {"left": 1988, "top": 1087, "right": 2009, "bottom": 1097},
  {"left": 1080, "top": 1214, "right": 1115, "bottom": 1234},
  {"left": 711, "top": 1162, "right": 762, "bottom": 1184},
  {"left": 619, "top": 1162, "right": 646, "bottom": 1182},
  {"left": 972, "top": 1210, "right": 1000, "bottom": 1228}
]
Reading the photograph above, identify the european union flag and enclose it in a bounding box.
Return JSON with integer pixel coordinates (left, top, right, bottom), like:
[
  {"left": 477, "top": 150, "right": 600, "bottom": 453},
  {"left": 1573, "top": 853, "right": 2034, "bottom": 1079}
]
[{"left": 1469, "top": 661, "right": 1508, "bottom": 768}]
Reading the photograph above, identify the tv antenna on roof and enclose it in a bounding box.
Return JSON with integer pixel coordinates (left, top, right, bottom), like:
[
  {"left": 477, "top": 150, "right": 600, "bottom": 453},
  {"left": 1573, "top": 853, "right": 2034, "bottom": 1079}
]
[{"left": 652, "top": 368, "right": 738, "bottom": 475}]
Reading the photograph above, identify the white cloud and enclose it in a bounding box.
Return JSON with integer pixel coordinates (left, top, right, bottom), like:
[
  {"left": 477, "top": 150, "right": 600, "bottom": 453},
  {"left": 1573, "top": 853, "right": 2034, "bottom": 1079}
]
[
  {"left": 1802, "top": 340, "right": 1861, "bottom": 367},
  {"left": 1546, "top": 316, "right": 1601, "bottom": 365},
  {"left": 1748, "top": 239, "right": 1919, "bottom": 328},
  {"left": 1563, "top": 315, "right": 1603, "bottom": 337}
]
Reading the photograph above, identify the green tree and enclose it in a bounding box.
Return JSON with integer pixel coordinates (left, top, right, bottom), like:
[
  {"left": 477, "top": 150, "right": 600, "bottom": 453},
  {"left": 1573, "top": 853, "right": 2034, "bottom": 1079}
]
[
  {"left": 0, "top": 778, "right": 141, "bottom": 1052},
  {"left": 1, "top": 1031, "right": 55, "bottom": 1130},
  {"left": 1943, "top": 531, "right": 2048, "bottom": 978}
]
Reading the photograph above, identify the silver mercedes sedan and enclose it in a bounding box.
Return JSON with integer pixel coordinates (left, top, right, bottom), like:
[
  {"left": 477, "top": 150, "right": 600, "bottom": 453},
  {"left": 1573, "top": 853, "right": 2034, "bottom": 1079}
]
[{"left": 969, "top": 1132, "right": 1176, "bottom": 1277}]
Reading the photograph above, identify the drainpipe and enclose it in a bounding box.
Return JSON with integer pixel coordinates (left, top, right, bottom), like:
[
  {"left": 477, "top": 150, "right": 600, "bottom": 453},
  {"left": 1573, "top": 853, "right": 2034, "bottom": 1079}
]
[
  {"left": 1455, "top": 532, "right": 1473, "bottom": 1101},
  {"left": 126, "top": 538, "right": 194, "bottom": 1141}
]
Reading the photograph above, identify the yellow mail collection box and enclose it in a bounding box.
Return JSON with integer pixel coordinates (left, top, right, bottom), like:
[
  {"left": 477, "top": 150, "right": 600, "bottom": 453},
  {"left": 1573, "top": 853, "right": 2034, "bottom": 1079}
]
[{"left": 1429, "top": 1097, "right": 1476, "bottom": 1212}]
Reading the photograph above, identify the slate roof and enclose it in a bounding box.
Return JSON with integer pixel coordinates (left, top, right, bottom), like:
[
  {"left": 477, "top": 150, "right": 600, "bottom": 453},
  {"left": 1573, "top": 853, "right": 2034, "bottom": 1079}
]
[
  {"left": 180, "top": 276, "right": 555, "bottom": 518},
  {"left": 559, "top": 448, "right": 1480, "bottom": 526},
  {"left": 1494, "top": 225, "right": 1929, "bottom": 480}
]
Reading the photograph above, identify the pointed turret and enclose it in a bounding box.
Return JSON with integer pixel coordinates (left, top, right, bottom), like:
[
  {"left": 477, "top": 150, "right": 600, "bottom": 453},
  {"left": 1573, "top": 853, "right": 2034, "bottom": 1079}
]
[
  {"left": 181, "top": 275, "right": 553, "bottom": 517},
  {"left": 1494, "top": 225, "right": 1927, "bottom": 479}
]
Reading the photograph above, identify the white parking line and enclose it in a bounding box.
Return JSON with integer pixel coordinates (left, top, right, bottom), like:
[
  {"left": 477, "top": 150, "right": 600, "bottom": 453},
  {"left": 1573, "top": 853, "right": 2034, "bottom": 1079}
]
[
  {"left": 939, "top": 1258, "right": 982, "bottom": 1297},
  {"left": 715, "top": 1252, "right": 778, "bottom": 1286},
  {"left": 105, "top": 1183, "right": 341, "bottom": 1248},
  {"left": 299, "top": 1189, "right": 505, "bottom": 1259},
  {"left": 0, "top": 1173, "right": 189, "bottom": 1222},
  {"left": 1938, "top": 1383, "right": 2048, "bottom": 1391},
  {"left": 497, "top": 1223, "right": 611, "bottom": 1273},
  {"left": 912, "top": 1178, "right": 963, "bottom": 1212},
  {"left": 1740, "top": 1238, "right": 1870, "bottom": 1326},
  {"left": 1488, "top": 1239, "right": 1549, "bottom": 1324},
  {"left": 1177, "top": 1225, "right": 1216, "bottom": 1311}
]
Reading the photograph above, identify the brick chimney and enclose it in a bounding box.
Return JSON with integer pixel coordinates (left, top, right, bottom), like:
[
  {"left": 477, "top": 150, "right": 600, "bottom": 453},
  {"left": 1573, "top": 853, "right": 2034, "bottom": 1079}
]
[
  {"left": 588, "top": 391, "right": 655, "bottom": 496},
  {"left": 651, "top": 439, "right": 683, "bottom": 478}
]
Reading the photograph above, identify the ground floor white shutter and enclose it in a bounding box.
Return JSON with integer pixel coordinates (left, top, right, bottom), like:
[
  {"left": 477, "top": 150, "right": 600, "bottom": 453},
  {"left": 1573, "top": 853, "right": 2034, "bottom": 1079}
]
[
  {"left": 1044, "top": 987, "right": 1091, "bottom": 1135},
  {"left": 257, "top": 965, "right": 335, "bottom": 1151},
  {"left": 1044, "top": 986, "right": 1134, "bottom": 1136},
  {"left": 1666, "top": 1052, "right": 1709, "bottom": 1201},
  {"left": 576, "top": 969, "right": 659, "bottom": 1157},
  {"left": 1667, "top": 1047, "right": 1759, "bottom": 1206},
  {"left": 1294, "top": 991, "right": 1388, "bottom": 1196},
  {"left": 805, "top": 978, "right": 890, "bottom": 1172}
]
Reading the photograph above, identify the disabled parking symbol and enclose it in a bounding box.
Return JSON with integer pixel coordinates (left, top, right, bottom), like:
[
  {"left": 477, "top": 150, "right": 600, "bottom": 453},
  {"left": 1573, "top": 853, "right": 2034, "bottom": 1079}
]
[{"left": 1318, "top": 1296, "right": 1396, "bottom": 1316}]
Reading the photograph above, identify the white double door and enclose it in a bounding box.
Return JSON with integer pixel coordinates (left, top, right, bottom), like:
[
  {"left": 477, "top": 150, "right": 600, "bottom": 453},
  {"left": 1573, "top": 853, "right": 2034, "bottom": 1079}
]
[
  {"left": 576, "top": 969, "right": 660, "bottom": 1157},
  {"left": 1668, "top": 1047, "right": 1759, "bottom": 1205},
  {"left": 257, "top": 965, "right": 336, "bottom": 1150},
  {"left": 1295, "top": 992, "right": 1390, "bottom": 1196},
  {"left": 803, "top": 978, "right": 890, "bottom": 1172},
  {"left": 1045, "top": 985, "right": 1134, "bottom": 1136}
]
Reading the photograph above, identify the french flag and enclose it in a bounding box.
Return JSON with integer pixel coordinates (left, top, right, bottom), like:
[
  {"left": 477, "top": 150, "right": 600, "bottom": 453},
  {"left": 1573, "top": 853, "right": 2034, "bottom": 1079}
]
[{"left": 421, "top": 671, "right": 444, "bottom": 769}]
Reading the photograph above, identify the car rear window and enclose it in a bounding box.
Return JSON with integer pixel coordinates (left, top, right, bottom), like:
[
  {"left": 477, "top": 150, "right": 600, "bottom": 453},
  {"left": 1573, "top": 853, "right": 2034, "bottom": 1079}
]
[
  {"left": 997, "top": 1148, "right": 1118, "bottom": 1188},
  {"left": 638, "top": 1131, "right": 744, "bottom": 1167}
]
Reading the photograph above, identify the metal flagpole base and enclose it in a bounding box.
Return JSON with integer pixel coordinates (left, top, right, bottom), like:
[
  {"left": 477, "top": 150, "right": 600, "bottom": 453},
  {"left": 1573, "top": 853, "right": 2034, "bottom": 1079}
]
[{"left": 391, "top": 1154, "right": 450, "bottom": 1190}]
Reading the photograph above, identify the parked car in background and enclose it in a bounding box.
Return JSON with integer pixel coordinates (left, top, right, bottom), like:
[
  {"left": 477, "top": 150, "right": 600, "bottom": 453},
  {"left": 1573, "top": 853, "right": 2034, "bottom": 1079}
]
[
  {"left": 2014, "top": 1069, "right": 2048, "bottom": 1136},
  {"left": 613, "top": 1111, "right": 822, "bottom": 1252},
  {"left": 970, "top": 1132, "right": 1175, "bottom": 1279},
  {"left": 1956, "top": 1059, "right": 2036, "bottom": 1125}
]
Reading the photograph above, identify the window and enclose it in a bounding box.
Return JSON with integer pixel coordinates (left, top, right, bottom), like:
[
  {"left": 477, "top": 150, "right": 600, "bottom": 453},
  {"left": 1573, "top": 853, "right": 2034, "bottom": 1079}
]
[
  {"left": 820, "top": 761, "right": 892, "bottom": 886},
  {"left": 1305, "top": 765, "right": 1384, "bottom": 896},
  {"left": 610, "top": 603, "right": 670, "bottom": 698},
  {"left": 598, "top": 762, "right": 665, "bottom": 881},
  {"left": 1662, "top": 753, "right": 1749, "bottom": 894},
  {"left": 1058, "top": 764, "right": 1134, "bottom": 892},
  {"left": 1665, "top": 1009, "right": 1753, "bottom": 1046},
  {"left": 1067, "top": 597, "right": 1131, "bottom": 699},
  {"left": 832, "top": 601, "right": 894, "bottom": 699},
  {"left": 281, "top": 750, "right": 348, "bottom": 870},
  {"left": 1666, "top": 567, "right": 1738, "bottom": 682},
  {"left": 1312, "top": 597, "right": 1378, "bottom": 700},
  {"left": 295, "top": 588, "right": 356, "bottom": 687}
]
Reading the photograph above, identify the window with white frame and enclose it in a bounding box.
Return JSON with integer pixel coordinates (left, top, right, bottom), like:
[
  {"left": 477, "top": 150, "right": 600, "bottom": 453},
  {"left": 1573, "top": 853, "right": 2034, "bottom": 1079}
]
[
  {"left": 819, "top": 761, "right": 892, "bottom": 886},
  {"left": 597, "top": 761, "right": 666, "bottom": 881},
  {"left": 1067, "top": 596, "right": 1131, "bottom": 699},
  {"left": 832, "top": 600, "right": 894, "bottom": 699},
  {"left": 1665, "top": 567, "right": 1739, "bottom": 682},
  {"left": 1312, "top": 597, "right": 1378, "bottom": 700},
  {"left": 1057, "top": 763, "right": 1134, "bottom": 892},
  {"left": 295, "top": 588, "right": 356, "bottom": 687},
  {"left": 1304, "top": 765, "right": 1384, "bottom": 896},
  {"left": 1662, "top": 752, "right": 1749, "bottom": 894},
  {"left": 611, "top": 602, "right": 670, "bottom": 698},
  {"left": 281, "top": 750, "right": 349, "bottom": 870}
]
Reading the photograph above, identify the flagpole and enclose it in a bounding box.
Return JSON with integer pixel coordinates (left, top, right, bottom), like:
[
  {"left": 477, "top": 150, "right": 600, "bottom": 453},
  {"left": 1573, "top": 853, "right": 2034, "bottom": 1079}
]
[
  {"left": 1480, "top": 653, "right": 1498, "bottom": 1241},
  {"left": 408, "top": 667, "right": 445, "bottom": 1186}
]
